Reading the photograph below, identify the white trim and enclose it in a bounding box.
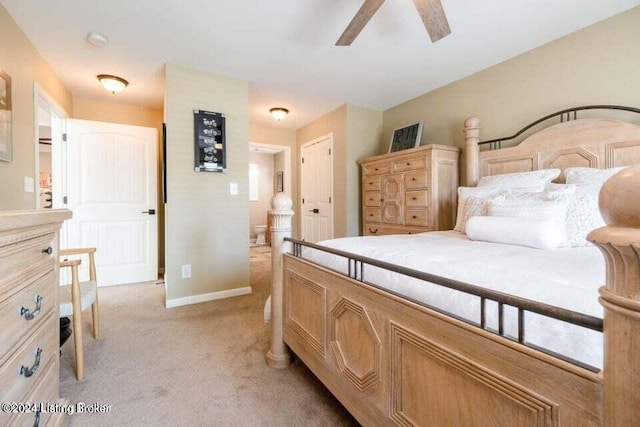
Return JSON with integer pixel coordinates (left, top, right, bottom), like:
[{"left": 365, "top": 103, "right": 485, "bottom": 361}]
[
  {"left": 248, "top": 141, "right": 292, "bottom": 199},
  {"left": 165, "top": 286, "right": 252, "bottom": 308},
  {"left": 300, "top": 133, "right": 334, "bottom": 241}
]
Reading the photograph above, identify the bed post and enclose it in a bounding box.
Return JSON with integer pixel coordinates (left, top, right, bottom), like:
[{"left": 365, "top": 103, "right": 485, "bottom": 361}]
[
  {"left": 266, "top": 193, "right": 294, "bottom": 369},
  {"left": 464, "top": 117, "right": 481, "bottom": 186},
  {"left": 589, "top": 165, "right": 640, "bottom": 426}
]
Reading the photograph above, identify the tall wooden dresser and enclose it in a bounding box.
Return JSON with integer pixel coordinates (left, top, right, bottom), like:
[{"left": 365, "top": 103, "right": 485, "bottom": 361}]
[
  {"left": 0, "top": 209, "right": 71, "bottom": 426},
  {"left": 359, "top": 144, "right": 460, "bottom": 236}
]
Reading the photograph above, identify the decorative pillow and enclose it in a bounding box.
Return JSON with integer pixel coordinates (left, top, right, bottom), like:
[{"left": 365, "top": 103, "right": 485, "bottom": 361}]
[
  {"left": 456, "top": 195, "right": 504, "bottom": 233},
  {"left": 502, "top": 185, "right": 576, "bottom": 203},
  {"left": 477, "top": 169, "right": 561, "bottom": 190},
  {"left": 565, "top": 186, "right": 605, "bottom": 247},
  {"left": 466, "top": 216, "right": 565, "bottom": 250},
  {"left": 565, "top": 166, "right": 628, "bottom": 186},
  {"left": 488, "top": 198, "right": 569, "bottom": 222},
  {"left": 453, "top": 187, "right": 504, "bottom": 232}
]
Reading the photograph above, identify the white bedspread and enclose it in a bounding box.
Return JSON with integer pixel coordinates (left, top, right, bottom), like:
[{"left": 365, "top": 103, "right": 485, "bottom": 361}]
[{"left": 300, "top": 231, "right": 605, "bottom": 369}]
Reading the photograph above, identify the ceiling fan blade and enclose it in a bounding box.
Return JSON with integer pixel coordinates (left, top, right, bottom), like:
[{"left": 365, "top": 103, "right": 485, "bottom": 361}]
[
  {"left": 336, "top": 0, "right": 385, "bottom": 46},
  {"left": 413, "top": 0, "right": 451, "bottom": 42}
]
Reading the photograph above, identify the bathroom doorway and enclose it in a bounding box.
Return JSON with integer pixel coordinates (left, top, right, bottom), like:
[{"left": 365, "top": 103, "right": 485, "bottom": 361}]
[{"left": 248, "top": 142, "right": 291, "bottom": 249}]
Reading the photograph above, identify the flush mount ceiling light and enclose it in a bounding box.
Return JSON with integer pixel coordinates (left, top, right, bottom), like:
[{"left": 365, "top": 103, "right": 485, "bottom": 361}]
[
  {"left": 86, "top": 32, "right": 109, "bottom": 47},
  {"left": 270, "top": 107, "right": 289, "bottom": 121},
  {"left": 97, "top": 74, "right": 128, "bottom": 94}
]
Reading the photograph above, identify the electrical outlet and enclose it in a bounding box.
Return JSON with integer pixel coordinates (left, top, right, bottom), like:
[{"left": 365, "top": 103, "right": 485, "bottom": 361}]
[
  {"left": 230, "top": 183, "right": 238, "bottom": 195},
  {"left": 24, "top": 177, "right": 35, "bottom": 193},
  {"left": 181, "top": 264, "right": 191, "bottom": 279}
]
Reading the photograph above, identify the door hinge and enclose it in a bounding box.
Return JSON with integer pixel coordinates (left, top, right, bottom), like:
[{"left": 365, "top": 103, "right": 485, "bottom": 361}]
[
  {"left": 63, "top": 196, "right": 68, "bottom": 204},
  {"left": 329, "top": 148, "right": 331, "bottom": 155},
  {"left": 329, "top": 197, "right": 332, "bottom": 203},
  {"left": 301, "top": 157, "right": 304, "bottom": 164},
  {"left": 302, "top": 198, "right": 305, "bottom": 204},
  {"left": 62, "top": 133, "right": 67, "bottom": 142}
]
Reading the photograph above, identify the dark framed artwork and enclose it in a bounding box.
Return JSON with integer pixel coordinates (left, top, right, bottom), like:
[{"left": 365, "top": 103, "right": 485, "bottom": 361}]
[
  {"left": 0, "top": 68, "right": 12, "bottom": 162},
  {"left": 275, "top": 171, "right": 284, "bottom": 193},
  {"left": 194, "top": 109, "right": 226, "bottom": 172},
  {"left": 389, "top": 120, "right": 423, "bottom": 153}
]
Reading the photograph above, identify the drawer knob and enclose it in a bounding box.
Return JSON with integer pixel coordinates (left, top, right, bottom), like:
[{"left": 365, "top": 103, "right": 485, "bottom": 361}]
[
  {"left": 413, "top": 215, "right": 417, "bottom": 219},
  {"left": 21, "top": 295, "right": 43, "bottom": 321},
  {"left": 375, "top": 168, "right": 378, "bottom": 171},
  {"left": 369, "top": 228, "right": 378, "bottom": 234},
  {"left": 406, "top": 162, "right": 410, "bottom": 166},
  {"left": 20, "top": 348, "right": 42, "bottom": 378},
  {"left": 380, "top": 198, "right": 384, "bottom": 202},
  {"left": 369, "top": 182, "right": 373, "bottom": 185},
  {"left": 412, "top": 178, "right": 416, "bottom": 181},
  {"left": 412, "top": 197, "right": 417, "bottom": 200},
  {"left": 42, "top": 247, "right": 53, "bottom": 255}
]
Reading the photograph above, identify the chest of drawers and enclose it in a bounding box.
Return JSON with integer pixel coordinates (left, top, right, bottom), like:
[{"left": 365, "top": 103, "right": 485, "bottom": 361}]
[
  {"left": 360, "top": 145, "right": 459, "bottom": 236},
  {"left": 0, "top": 209, "right": 72, "bottom": 427}
]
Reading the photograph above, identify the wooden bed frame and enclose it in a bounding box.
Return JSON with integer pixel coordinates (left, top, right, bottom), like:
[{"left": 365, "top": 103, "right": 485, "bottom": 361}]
[{"left": 266, "top": 108, "right": 640, "bottom": 426}]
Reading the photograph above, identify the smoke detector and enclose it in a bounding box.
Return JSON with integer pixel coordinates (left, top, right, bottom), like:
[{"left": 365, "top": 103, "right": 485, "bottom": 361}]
[{"left": 87, "top": 32, "right": 108, "bottom": 47}]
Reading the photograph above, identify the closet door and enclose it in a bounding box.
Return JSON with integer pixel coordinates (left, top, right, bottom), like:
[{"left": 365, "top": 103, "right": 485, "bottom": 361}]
[{"left": 65, "top": 119, "right": 158, "bottom": 286}]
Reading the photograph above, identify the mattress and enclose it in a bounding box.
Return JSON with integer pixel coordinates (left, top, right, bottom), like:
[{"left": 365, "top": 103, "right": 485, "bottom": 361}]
[{"left": 299, "top": 231, "right": 605, "bottom": 369}]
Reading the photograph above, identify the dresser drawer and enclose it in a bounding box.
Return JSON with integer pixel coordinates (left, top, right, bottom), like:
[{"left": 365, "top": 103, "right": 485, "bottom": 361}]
[
  {"left": 0, "top": 272, "right": 56, "bottom": 360},
  {"left": 363, "top": 176, "right": 381, "bottom": 191},
  {"left": 0, "top": 314, "right": 58, "bottom": 406},
  {"left": 394, "top": 156, "right": 426, "bottom": 172},
  {"left": 364, "top": 224, "right": 430, "bottom": 236},
  {"left": 363, "top": 162, "right": 391, "bottom": 176},
  {"left": 405, "top": 210, "right": 429, "bottom": 226},
  {"left": 364, "top": 192, "right": 382, "bottom": 207},
  {"left": 364, "top": 208, "right": 382, "bottom": 223},
  {"left": 4, "top": 359, "right": 58, "bottom": 427},
  {"left": 0, "top": 234, "right": 55, "bottom": 295},
  {"left": 405, "top": 190, "right": 428, "bottom": 208},
  {"left": 404, "top": 170, "right": 428, "bottom": 189}
]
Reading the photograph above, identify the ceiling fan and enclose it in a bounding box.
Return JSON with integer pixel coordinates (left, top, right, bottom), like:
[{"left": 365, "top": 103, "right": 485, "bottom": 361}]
[{"left": 336, "top": 0, "right": 451, "bottom": 46}]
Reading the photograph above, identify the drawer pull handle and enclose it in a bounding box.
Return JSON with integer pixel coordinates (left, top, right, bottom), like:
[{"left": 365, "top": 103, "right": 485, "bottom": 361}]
[
  {"left": 412, "top": 215, "right": 417, "bottom": 219},
  {"left": 374, "top": 168, "right": 378, "bottom": 171},
  {"left": 42, "top": 247, "right": 53, "bottom": 255},
  {"left": 21, "top": 295, "right": 43, "bottom": 321},
  {"left": 368, "top": 228, "right": 378, "bottom": 234},
  {"left": 412, "top": 197, "right": 417, "bottom": 200},
  {"left": 369, "top": 182, "right": 373, "bottom": 185},
  {"left": 20, "top": 348, "right": 42, "bottom": 378},
  {"left": 380, "top": 198, "right": 384, "bottom": 202},
  {"left": 406, "top": 162, "right": 410, "bottom": 166},
  {"left": 412, "top": 178, "right": 416, "bottom": 181}
]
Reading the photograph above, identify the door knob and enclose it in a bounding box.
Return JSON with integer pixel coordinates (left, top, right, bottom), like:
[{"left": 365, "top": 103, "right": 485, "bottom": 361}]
[
  {"left": 142, "top": 209, "right": 156, "bottom": 215},
  {"left": 308, "top": 208, "right": 319, "bottom": 213}
]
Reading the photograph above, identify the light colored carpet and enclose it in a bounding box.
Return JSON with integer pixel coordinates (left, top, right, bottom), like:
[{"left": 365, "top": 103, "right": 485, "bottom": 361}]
[{"left": 60, "top": 248, "right": 358, "bottom": 426}]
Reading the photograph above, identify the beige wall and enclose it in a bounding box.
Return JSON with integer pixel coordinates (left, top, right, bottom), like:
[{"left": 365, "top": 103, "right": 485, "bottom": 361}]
[
  {"left": 164, "top": 63, "right": 249, "bottom": 302},
  {"left": 346, "top": 105, "right": 383, "bottom": 236},
  {"left": 297, "top": 105, "right": 348, "bottom": 237},
  {"left": 73, "top": 97, "right": 166, "bottom": 270},
  {"left": 0, "top": 4, "right": 72, "bottom": 210},
  {"left": 383, "top": 7, "right": 640, "bottom": 184},
  {"left": 249, "top": 123, "right": 298, "bottom": 237},
  {"left": 249, "top": 151, "right": 274, "bottom": 238}
]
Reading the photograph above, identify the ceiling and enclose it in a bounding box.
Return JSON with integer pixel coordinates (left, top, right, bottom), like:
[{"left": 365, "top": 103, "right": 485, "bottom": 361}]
[{"left": 2, "top": 0, "right": 638, "bottom": 129}]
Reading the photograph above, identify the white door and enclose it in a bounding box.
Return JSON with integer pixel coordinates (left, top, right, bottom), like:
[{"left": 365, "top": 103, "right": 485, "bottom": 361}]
[
  {"left": 301, "top": 134, "right": 333, "bottom": 243},
  {"left": 65, "top": 119, "right": 158, "bottom": 286}
]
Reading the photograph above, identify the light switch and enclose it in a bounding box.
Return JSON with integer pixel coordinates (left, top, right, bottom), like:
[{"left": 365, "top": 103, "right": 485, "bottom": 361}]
[
  {"left": 24, "top": 177, "right": 34, "bottom": 193},
  {"left": 230, "top": 183, "right": 238, "bottom": 195}
]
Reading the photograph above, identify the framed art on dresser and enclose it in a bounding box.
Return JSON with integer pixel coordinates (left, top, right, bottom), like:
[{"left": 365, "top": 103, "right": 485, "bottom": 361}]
[{"left": 389, "top": 120, "right": 423, "bottom": 153}]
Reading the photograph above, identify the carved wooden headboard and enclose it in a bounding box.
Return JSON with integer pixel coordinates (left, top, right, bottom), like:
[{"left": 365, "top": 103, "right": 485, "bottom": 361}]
[{"left": 464, "top": 106, "right": 640, "bottom": 186}]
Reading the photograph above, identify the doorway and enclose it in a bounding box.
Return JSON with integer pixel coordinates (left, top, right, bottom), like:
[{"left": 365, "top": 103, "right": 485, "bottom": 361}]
[
  {"left": 248, "top": 142, "right": 292, "bottom": 248},
  {"left": 300, "top": 134, "right": 333, "bottom": 243}
]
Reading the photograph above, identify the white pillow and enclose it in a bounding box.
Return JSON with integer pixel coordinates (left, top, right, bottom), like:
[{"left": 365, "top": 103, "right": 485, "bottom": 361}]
[
  {"left": 466, "top": 216, "right": 565, "bottom": 249},
  {"left": 565, "top": 185, "right": 605, "bottom": 247},
  {"left": 565, "top": 166, "right": 628, "bottom": 186},
  {"left": 488, "top": 198, "right": 569, "bottom": 221},
  {"left": 453, "top": 187, "right": 504, "bottom": 232},
  {"left": 477, "top": 169, "right": 560, "bottom": 190}
]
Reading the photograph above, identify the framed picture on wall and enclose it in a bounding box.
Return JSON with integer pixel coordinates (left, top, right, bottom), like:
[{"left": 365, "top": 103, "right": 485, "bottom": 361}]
[
  {"left": 275, "top": 171, "right": 284, "bottom": 193},
  {"left": 0, "top": 68, "right": 13, "bottom": 162},
  {"left": 388, "top": 120, "right": 423, "bottom": 153}
]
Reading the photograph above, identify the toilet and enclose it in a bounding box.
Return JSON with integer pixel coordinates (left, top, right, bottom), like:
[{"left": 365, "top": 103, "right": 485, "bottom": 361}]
[{"left": 254, "top": 225, "right": 267, "bottom": 245}]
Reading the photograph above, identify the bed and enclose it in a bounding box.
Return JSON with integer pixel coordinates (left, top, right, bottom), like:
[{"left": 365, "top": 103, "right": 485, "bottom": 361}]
[{"left": 266, "top": 106, "right": 640, "bottom": 426}]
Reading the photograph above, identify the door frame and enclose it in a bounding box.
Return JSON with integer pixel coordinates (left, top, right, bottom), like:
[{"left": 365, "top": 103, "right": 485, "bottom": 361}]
[
  {"left": 33, "top": 83, "right": 68, "bottom": 209},
  {"left": 300, "top": 133, "right": 334, "bottom": 241}
]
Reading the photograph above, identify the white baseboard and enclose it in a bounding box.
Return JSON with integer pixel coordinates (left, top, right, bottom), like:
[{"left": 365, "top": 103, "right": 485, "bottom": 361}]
[{"left": 165, "top": 286, "right": 252, "bottom": 308}]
